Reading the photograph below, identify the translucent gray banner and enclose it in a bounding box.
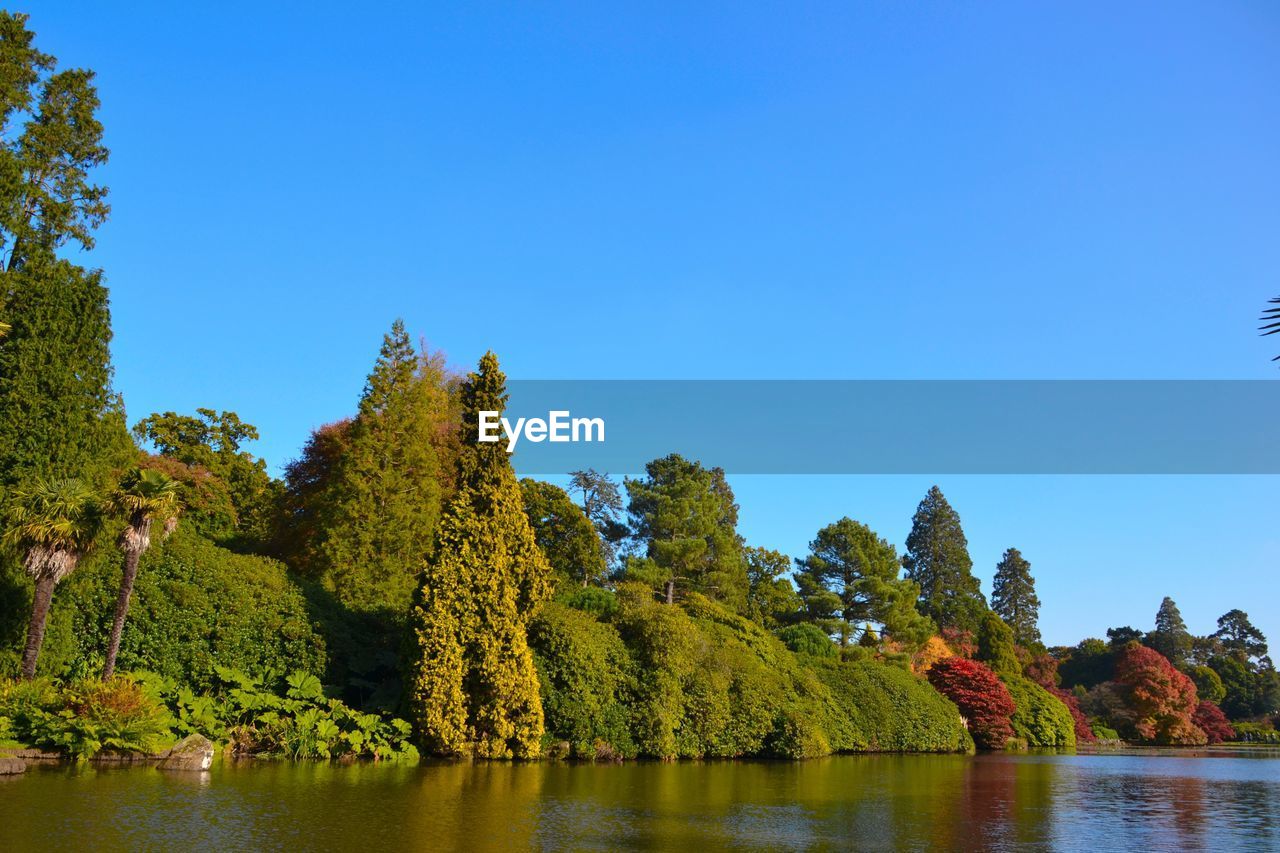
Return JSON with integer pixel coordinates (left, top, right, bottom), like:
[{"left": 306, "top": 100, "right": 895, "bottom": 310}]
[{"left": 498, "top": 380, "right": 1279, "bottom": 475}]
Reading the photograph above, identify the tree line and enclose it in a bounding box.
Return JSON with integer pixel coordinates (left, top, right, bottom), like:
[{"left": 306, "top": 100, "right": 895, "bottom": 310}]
[{"left": 2, "top": 11, "right": 1276, "bottom": 759}]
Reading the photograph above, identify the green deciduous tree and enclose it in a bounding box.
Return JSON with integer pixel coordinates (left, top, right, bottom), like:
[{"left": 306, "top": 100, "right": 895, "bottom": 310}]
[
  {"left": 520, "top": 478, "right": 606, "bottom": 588},
  {"left": 134, "top": 408, "right": 279, "bottom": 547},
  {"left": 624, "top": 455, "right": 747, "bottom": 609},
  {"left": 795, "top": 517, "right": 932, "bottom": 648},
  {"left": 409, "top": 351, "right": 553, "bottom": 758},
  {"left": 102, "top": 467, "right": 179, "bottom": 679},
  {"left": 310, "top": 321, "right": 447, "bottom": 615},
  {"left": 1146, "top": 596, "right": 1192, "bottom": 666},
  {"left": 2, "top": 477, "right": 101, "bottom": 678},
  {"left": 902, "top": 486, "right": 987, "bottom": 633},
  {"left": 743, "top": 546, "right": 800, "bottom": 629},
  {"left": 991, "top": 547, "right": 1040, "bottom": 647}
]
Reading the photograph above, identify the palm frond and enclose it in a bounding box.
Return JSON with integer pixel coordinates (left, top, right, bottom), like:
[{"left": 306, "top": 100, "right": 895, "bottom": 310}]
[
  {"left": 109, "top": 467, "right": 181, "bottom": 521},
  {"left": 1262, "top": 296, "right": 1280, "bottom": 361},
  {"left": 3, "top": 478, "right": 103, "bottom": 554}
]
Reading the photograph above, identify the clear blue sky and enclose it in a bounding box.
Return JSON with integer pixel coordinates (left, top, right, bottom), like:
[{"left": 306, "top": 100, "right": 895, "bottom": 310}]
[{"left": 28, "top": 2, "right": 1279, "bottom": 646}]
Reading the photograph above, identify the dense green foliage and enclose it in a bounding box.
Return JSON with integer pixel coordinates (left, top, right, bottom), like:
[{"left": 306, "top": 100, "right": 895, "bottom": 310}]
[
  {"left": 307, "top": 322, "right": 449, "bottom": 615},
  {"left": 0, "top": 668, "right": 417, "bottom": 761},
  {"left": 520, "top": 478, "right": 606, "bottom": 588},
  {"left": 23, "top": 528, "right": 325, "bottom": 685}
]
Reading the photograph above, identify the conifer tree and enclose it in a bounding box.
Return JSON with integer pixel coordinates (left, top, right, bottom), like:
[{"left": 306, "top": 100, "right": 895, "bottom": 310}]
[
  {"left": 795, "top": 517, "right": 933, "bottom": 648},
  {"left": 624, "top": 454, "right": 747, "bottom": 610},
  {"left": 0, "top": 252, "right": 131, "bottom": 488},
  {"left": 902, "top": 485, "right": 987, "bottom": 634},
  {"left": 1147, "top": 596, "right": 1192, "bottom": 666},
  {"left": 313, "top": 320, "right": 444, "bottom": 614},
  {"left": 991, "top": 547, "right": 1041, "bottom": 647},
  {"left": 409, "top": 351, "right": 552, "bottom": 758}
]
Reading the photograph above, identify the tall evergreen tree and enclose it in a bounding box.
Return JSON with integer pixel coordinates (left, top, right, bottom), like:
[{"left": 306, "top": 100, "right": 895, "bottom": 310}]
[
  {"left": 795, "top": 517, "right": 933, "bottom": 648},
  {"left": 312, "top": 320, "right": 444, "bottom": 614},
  {"left": 991, "top": 547, "right": 1041, "bottom": 647},
  {"left": 0, "top": 253, "right": 131, "bottom": 487},
  {"left": 1213, "top": 609, "right": 1268, "bottom": 665},
  {"left": 566, "top": 468, "right": 628, "bottom": 566},
  {"left": 624, "top": 454, "right": 747, "bottom": 609},
  {"left": 1147, "top": 596, "right": 1192, "bottom": 666},
  {"left": 902, "top": 485, "right": 987, "bottom": 634},
  {"left": 409, "top": 351, "right": 552, "bottom": 758}
]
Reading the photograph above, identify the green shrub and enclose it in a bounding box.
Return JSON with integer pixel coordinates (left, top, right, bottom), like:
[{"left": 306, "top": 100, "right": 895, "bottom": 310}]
[
  {"left": 558, "top": 585, "right": 619, "bottom": 619},
  {"left": 529, "top": 602, "right": 636, "bottom": 759},
  {"left": 812, "top": 660, "right": 970, "bottom": 752},
  {"left": 1091, "top": 723, "right": 1121, "bottom": 741},
  {"left": 777, "top": 623, "right": 838, "bottom": 658},
  {"left": 1004, "top": 675, "right": 1076, "bottom": 748},
  {"left": 36, "top": 528, "right": 326, "bottom": 686},
  {"left": 0, "top": 675, "right": 174, "bottom": 759},
  {"left": 140, "top": 667, "right": 419, "bottom": 761}
]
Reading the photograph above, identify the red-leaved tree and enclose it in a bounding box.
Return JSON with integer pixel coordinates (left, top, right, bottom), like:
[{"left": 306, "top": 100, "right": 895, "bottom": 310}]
[
  {"left": 927, "top": 657, "right": 1016, "bottom": 749},
  {"left": 1191, "top": 700, "right": 1234, "bottom": 745},
  {"left": 1113, "top": 644, "right": 1206, "bottom": 746}
]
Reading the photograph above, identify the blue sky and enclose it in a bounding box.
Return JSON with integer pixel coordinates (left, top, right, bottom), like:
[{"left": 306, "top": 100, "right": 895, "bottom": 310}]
[{"left": 28, "top": 2, "right": 1279, "bottom": 646}]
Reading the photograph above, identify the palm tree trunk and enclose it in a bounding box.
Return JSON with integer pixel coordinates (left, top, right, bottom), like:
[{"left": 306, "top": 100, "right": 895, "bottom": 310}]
[
  {"left": 103, "top": 546, "right": 142, "bottom": 679},
  {"left": 20, "top": 574, "right": 55, "bottom": 680}
]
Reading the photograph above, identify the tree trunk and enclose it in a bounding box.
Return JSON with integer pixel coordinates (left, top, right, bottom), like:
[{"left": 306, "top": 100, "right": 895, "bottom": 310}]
[
  {"left": 664, "top": 579, "right": 675, "bottom": 605},
  {"left": 20, "top": 574, "right": 55, "bottom": 680},
  {"left": 103, "top": 546, "right": 142, "bottom": 679}
]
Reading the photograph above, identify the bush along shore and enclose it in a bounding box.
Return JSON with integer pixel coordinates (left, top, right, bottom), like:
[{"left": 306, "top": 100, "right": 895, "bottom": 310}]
[{"left": 2, "top": 10, "right": 1277, "bottom": 767}]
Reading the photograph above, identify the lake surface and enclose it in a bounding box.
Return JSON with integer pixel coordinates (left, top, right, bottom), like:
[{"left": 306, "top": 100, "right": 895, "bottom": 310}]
[{"left": 3, "top": 749, "right": 1279, "bottom": 851}]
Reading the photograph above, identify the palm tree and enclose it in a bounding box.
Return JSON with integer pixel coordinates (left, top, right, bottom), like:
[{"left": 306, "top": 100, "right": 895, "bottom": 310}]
[
  {"left": 1261, "top": 297, "right": 1280, "bottom": 362},
  {"left": 102, "top": 467, "right": 179, "bottom": 679},
  {"left": 2, "top": 479, "right": 103, "bottom": 680}
]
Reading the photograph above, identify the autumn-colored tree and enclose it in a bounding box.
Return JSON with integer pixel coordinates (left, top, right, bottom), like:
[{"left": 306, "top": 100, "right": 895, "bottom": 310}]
[
  {"left": 1112, "top": 643, "right": 1206, "bottom": 746},
  {"left": 1192, "top": 700, "right": 1234, "bottom": 745},
  {"left": 1025, "top": 653, "right": 1096, "bottom": 743},
  {"left": 911, "top": 635, "right": 955, "bottom": 675},
  {"left": 926, "top": 656, "right": 1016, "bottom": 749},
  {"left": 409, "top": 351, "right": 553, "bottom": 758},
  {"left": 274, "top": 418, "right": 353, "bottom": 569}
]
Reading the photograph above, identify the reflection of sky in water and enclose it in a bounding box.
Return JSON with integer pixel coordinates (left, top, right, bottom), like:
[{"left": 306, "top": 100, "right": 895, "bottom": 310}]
[{"left": 2, "top": 754, "right": 1279, "bottom": 851}]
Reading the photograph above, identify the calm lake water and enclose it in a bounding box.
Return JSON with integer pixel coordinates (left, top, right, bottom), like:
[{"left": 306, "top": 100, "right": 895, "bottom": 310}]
[{"left": 3, "top": 749, "right": 1279, "bottom": 851}]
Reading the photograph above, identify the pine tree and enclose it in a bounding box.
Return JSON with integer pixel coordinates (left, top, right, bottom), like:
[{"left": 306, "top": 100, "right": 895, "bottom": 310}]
[
  {"left": 624, "top": 454, "right": 747, "bottom": 609},
  {"left": 313, "top": 320, "right": 444, "bottom": 614},
  {"left": 902, "top": 485, "right": 987, "bottom": 634},
  {"left": 991, "top": 547, "right": 1041, "bottom": 647},
  {"left": 1147, "top": 596, "right": 1192, "bottom": 666},
  {"left": 795, "top": 517, "right": 933, "bottom": 648},
  {"left": 409, "top": 351, "right": 553, "bottom": 758},
  {"left": 0, "top": 252, "right": 131, "bottom": 488}
]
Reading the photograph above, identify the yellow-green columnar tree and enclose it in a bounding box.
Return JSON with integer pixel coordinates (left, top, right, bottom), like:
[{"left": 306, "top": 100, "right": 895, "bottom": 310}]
[{"left": 409, "top": 351, "right": 552, "bottom": 758}]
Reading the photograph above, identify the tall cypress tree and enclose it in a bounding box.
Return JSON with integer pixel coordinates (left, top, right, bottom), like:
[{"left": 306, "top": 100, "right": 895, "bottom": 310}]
[
  {"left": 991, "top": 547, "right": 1041, "bottom": 647},
  {"left": 1148, "top": 596, "right": 1192, "bottom": 666},
  {"left": 409, "top": 351, "right": 552, "bottom": 758},
  {"left": 902, "top": 485, "right": 987, "bottom": 634},
  {"left": 0, "top": 254, "right": 131, "bottom": 487},
  {"left": 313, "top": 320, "right": 443, "bottom": 614}
]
